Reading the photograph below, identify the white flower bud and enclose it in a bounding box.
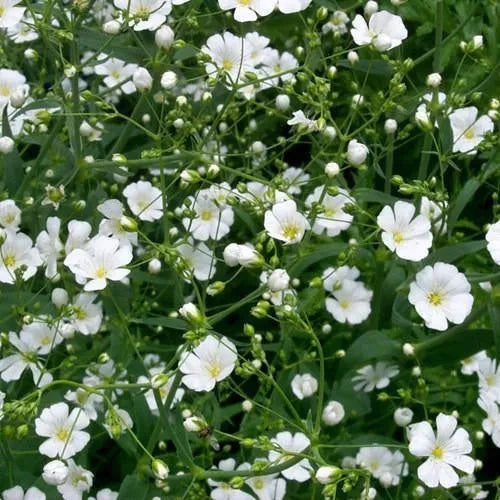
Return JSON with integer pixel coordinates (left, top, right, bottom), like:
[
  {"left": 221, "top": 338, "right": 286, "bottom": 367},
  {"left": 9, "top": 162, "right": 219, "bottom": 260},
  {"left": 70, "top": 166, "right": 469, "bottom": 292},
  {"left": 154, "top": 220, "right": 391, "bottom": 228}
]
[
  {"left": 152, "top": 459, "right": 169, "bottom": 480},
  {"left": 60, "top": 323, "right": 75, "bottom": 339},
  {"left": 402, "top": 343, "right": 415, "bottom": 356},
  {"left": 103, "top": 20, "right": 121, "bottom": 35},
  {"left": 183, "top": 416, "right": 206, "bottom": 432},
  {"left": 151, "top": 373, "right": 169, "bottom": 389},
  {"left": 10, "top": 87, "right": 27, "bottom": 108},
  {"left": 237, "top": 245, "right": 264, "bottom": 268},
  {"left": 316, "top": 466, "right": 341, "bottom": 485},
  {"left": 155, "top": 25, "right": 175, "bottom": 50},
  {"left": 0, "top": 136, "right": 15, "bottom": 154},
  {"left": 472, "top": 35, "right": 483, "bottom": 50},
  {"left": 474, "top": 459, "right": 483, "bottom": 471},
  {"left": 42, "top": 460, "right": 68, "bottom": 486},
  {"left": 323, "top": 126, "right": 337, "bottom": 139},
  {"left": 79, "top": 121, "right": 94, "bottom": 137},
  {"left": 321, "top": 323, "right": 332, "bottom": 334},
  {"left": 24, "top": 48, "right": 37, "bottom": 60},
  {"left": 325, "top": 162, "right": 340, "bottom": 178},
  {"left": 178, "top": 303, "right": 204, "bottom": 326},
  {"left": 346, "top": 139, "right": 368, "bottom": 166},
  {"left": 148, "top": 258, "right": 162, "bottom": 274},
  {"left": 426, "top": 72, "right": 442, "bottom": 88},
  {"left": 475, "top": 431, "right": 484, "bottom": 440},
  {"left": 133, "top": 68, "right": 153, "bottom": 92},
  {"left": 394, "top": 407, "right": 413, "bottom": 426},
  {"left": 182, "top": 409, "right": 192, "bottom": 419},
  {"left": 384, "top": 119, "right": 398, "bottom": 134},
  {"left": 327, "top": 65, "right": 337, "bottom": 79},
  {"left": 415, "top": 485, "right": 425, "bottom": 497},
  {"left": 351, "top": 94, "right": 364, "bottom": 107},
  {"left": 347, "top": 51, "right": 359, "bottom": 65},
  {"left": 364, "top": 1, "right": 378, "bottom": 16},
  {"left": 51, "top": 288, "right": 69, "bottom": 308},
  {"left": 322, "top": 400, "right": 345, "bottom": 426},
  {"left": 223, "top": 243, "right": 241, "bottom": 267},
  {"left": 251, "top": 141, "right": 266, "bottom": 154},
  {"left": 173, "top": 118, "right": 184, "bottom": 129},
  {"left": 451, "top": 410, "right": 459, "bottom": 418},
  {"left": 267, "top": 269, "right": 290, "bottom": 292},
  {"left": 161, "top": 70, "right": 177, "bottom": 89},
  {"left": 207, "top": 164, "right": 220, "bottom": 178},
  {"left": 412, "top": 366, "right": 421, "bottom": 377},
  {"left": 291, "top": 373, "right": 318, "bottom": 399},
  {"left": 64, "top": 65, "right": 77, "bottom": 78},
  {"left": 176, "top": 95, "right": 188, "bottom": 107},
  {"left": 242, "top": 400, "right": 253, "bottom": 412},
  {"left": 275, "top": 94, "right": 290, "bottom": 111}
]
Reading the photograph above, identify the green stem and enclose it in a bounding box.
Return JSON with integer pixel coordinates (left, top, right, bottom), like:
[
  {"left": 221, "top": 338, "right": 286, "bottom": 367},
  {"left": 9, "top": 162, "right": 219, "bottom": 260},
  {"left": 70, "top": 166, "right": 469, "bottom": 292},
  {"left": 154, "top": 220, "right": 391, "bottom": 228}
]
[
  {"left": 309, "top": 328, "right": 325, "bottom": 436},
  {"left": 384, "top": 135, "right": 394, "bottom": 194}
]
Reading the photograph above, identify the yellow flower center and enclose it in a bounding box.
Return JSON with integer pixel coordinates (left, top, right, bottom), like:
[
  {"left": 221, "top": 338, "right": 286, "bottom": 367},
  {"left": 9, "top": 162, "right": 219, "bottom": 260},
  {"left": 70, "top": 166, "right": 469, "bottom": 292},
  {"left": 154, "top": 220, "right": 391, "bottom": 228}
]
[
  {"left": 208, "top": 363, "right": 221, "bottom": 378},
  {"left": 222, "top": 59, "right": 233, "bottom": 71},
  {"left": 254, "top": 479, "right": 264, "bottom": 489},
  {"left": 111, "top": 70, "right": 121, "bottom": 80},
  {"left": 95, "top": 267, "right": 106, "bottom": 278},
  {"left": 393, "top": 231, "right": 404, "bottom": 243},
  {"left": 486, "top": 374, "right": 495, "bottom": 386},
  {"left": 0, "top": 6, "right": 5, "bottom": 16},
  {"left": 40, "top": 336, "right": 51, "bottom": 346},
  {"left": 281, "top": 224, "right": 299, "bottom": 240},
  {"left": 56, "top": 427, "right": 69, "bottom": 441},
  {"left": 200, "top": 210, "right": 213, "bottom": 221},
  {"left": 3, "top": 213, "right": 15, "bottom": 224},
  {"left": 427, "top": 291, "right": 443, "bottom": 306},
  {"left": 432, "top": 446, "right": 443, "bottom": 458},
  {"left": 3, "top": 254, "right": 16, "bottom": 267},
  {"left": 464, "top": 128, "right": 475, "bottom": 140},
  {"left": 339, "top": 299, "right": 350, "bottom": 310},
  {"left": 0, "top": 86, "right": 9, "bottom": 97},
  {"left": 239, "top": 0, "right": 251, "bottom": 4},
  {"left": 324, "top": 207, "right": 336, "bottom": 217},
  {"left": 74, "top": 306, "right": 87, "bottom": 320},
  {"left": 77, "top": 392, "right": 89, "bottom": 405},
  {"left": 136, "top": 7, "right": 151, "bottom": 19}
]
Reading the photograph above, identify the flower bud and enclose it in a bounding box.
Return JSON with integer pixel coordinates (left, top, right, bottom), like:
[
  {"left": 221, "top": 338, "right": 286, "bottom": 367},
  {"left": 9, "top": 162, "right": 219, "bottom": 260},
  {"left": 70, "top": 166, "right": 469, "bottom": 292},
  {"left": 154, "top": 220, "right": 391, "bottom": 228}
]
[
  {"left": 133, "top": 68, "right": 153, "bottom": 92},
  {"left": 103, "top": 20, "right": 121, "bottom": 35},
  {"left": 267, "top": 269, "right": 290, "bottom": 292},
  {"left": 207, "top": 281, "right": 225, "bottom": 296},
  {"left": 178, "top": 303, "right": 204, "bottom": 327},
  {"left": 51, "top": 288, "right": 69, "bottom": 308},
  {"left": 322, "top": 400, "right": 345, "bottom": 426},
  {"left": 323, "top": 126, "right": 337, "bottom": 140},
  {"left": 346, "top": 139, "right": 368, "bottom": 166},
  {"left": 384, "top": 119, "right": 397, "bottom": 135},
  {"left": 426, "top": 73, "right": 442, "bottom": 88},
  {"left": 120, "top": 215, "right": 138, "bottom": 232},
  {"left": 155, "top": 25, "right": 175, "bottom": 50},
  {"left": 324, "top": 162, "right": 340, "bottom": 177},
  {"left": 393, "top": 407, "right": 413, "bottom": 426},
  {"left": 347, "top": 51, "right": 359, "bottom": 65},
  {"left": 42, "top": 460, "right": 69, "bottom": 486},
  {"left": 152, "top": 459, "right": 169, "bottom": 480},
  {"left": 0, "top": 136, "right": 15, "bottom": 154},
  {"left": 148, "top": 258, "right": 162, "bottom": 274},
  {"left": 10, "top": 87, "right": 27, "bottom": 108},
  {"left": 161, "top": 71, "right": 177, "bottom": 90},
  {"left": 151, "top": 373, "right": 169, "bottom": 389},
  {"left": 415, "top": 109, "right": 433, "bottom": 132},
  {"left": 242, "top": 400, "right": 253, "bottom": 412},
  {"left": 183, "top": 416, "right": 206, "bottom": 432},
  {"left": 275, "top": 94, "right": 290, "bottom": 111},
  {"left": 402, "top": 343, "right": 415, "bottom": 356},
  {"left": 364, "top": 1, "right": 378, "bottom": 16},
  {"left": 316, "top": 465, "right": 342, "bottom": 484}
]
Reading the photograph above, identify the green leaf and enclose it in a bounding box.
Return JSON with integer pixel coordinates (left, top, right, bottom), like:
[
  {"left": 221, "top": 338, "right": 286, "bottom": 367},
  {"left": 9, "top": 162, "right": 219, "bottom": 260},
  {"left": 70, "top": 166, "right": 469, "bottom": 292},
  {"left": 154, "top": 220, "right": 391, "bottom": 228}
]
[
  {"left": 424, "top": 240, "right": 486, "bottom": 265},
  {"left": 437, "top": 116, "right": 453, "bottom": 154},
  {"left": 339, "top": 331, "right": 401, "bottom": 373},
  {"left": 130, "top": 317, "right": 188, "bottom": 330},
  {"left": 447, "top": 178, "right": 482, "bottom": 235},
  {"left": 338, "top": 59, "right": 394, "bottom": 76},
  {"left": 288, "top": 243, "right": 345, "bottom": 277},
  {"left": 118, "top": 474, "right": 152, "bottom": 500},
  {"left": 422, "top": 329, "right": 494, "bottom": 366},
  {"left": 354, "top": 188, "right": 399, "bottom": 205},
  {"left": 488, "top": 302, "right": 500, "bottom": 359}
]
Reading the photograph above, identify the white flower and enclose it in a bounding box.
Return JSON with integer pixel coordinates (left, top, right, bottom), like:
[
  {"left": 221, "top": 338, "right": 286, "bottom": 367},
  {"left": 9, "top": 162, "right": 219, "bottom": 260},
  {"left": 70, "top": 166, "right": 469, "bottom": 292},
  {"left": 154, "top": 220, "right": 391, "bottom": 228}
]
[
  {"left": 179, "top": 335, "right": 237, "bottom": 392},
  {"left": 202, "top": 32, "right": 251, "bottom": 84},
  {"left": 420, "top": 197, "right": 447, "bottom": 235},
  {"left": 287, "top": 110, "right": 318, "bottom": 131},
  {"left": 0, "top": 135, "right": 14, "bottom": 154},
  {"left": 269, "top": 431, "right": 311, "bottom": 482},
  {"left": 104, "top": 406, "right": 133, "bottom": 438},
  {"left": 64, "top": 388, "right": 101, "bottom": 421},
  {"left": 94, "top": 55, "right": 138, "bottom": 94},
  {"left": 306, "top": 186, "right": 353, "bottom": 236},
  {"left": 218, "top": 0, "right": 276, "bottom": 22},
  {"left": 160, "top": 70, "right": 177, "bottom": 89},
  {"left": 223, "top": 243, "right": 263, "bottom": 268},
  {"left": 356, "top": 446, "right": 393, "bottom": 480},
  {"left": 477, "top": 357, "right": 500, "bottom": 403},
  {"left": 138, "top": 368, "right": 184, "bottom": 415},
  {"left": 0, "top": 0, "right": 25, "bottom": 29},
  {"left": 69, "top": 293, "right": 103, "bottom": 335},
  {"left": 0, "top": 199, "right": 21, "bottom": 230},
  {"left": 352, "top": 362, "right": 399, "bottom": 392},
  {"left": 322, "top": 400, "right": 345, "bottom": 426},
  {"left": 408, "top": 263, "right": 473, "bottom": 331},
  {"left": 291, "top": 373, "right": 318, "bottom": 400},
  {"left": 65, "top": 220, "right": 92, "bottom": 254},
  {"left": 123, "top": 181, "right": 163, "bottom": 222},
  {"left": 42, "top": 459, "right": 69, "bottom": 486},
  {"left": 264, "top": 200, "right": 310, "bottom": 244},
  {"left": 0, "top": 331, "right": 53, "bottom": 387},
  {"left": 346, "top": 139, "right": 369, "bottom": 165},
  {"left": 246, "top": 468, "right": 286, "bottom": 500},
  {"left": 133, "top": 67, "right": 153, "bottom": 91},
  {"left": 351, "top": 10, "right": 408, "bottom": 51},
  {"left": 97, "top": 199, "right": 137, "bottom": 247},
  {"left": 177, "top": 240, "right": 216, "bottom": 281},
  {"left": 282, "top": 167, "right": 310, "bottom": 195},
  {"left": 114, "top": 0, "right": 172, "bottom": 31},
  {"left": 449, "top": 106, "right": 494, "bottom": 154},
  {"left": 57, "top": 459, "right": 93, "bottom": 499},
  {"left": 261, "top": 50, "right": 298, "bottom": 85},
  {"left": 322, "top": 265, "right": 360, "bottom": 293},
  {"left": 408, "top": 413, "right": 474, "bottom": 488},
  {"left": 64, "top": 236, "right": 133, "bottom": 291},
  {"left": 0, "top": 231, "right": 42, "bottom": 284},
  {"left": 322, "top": 11, "right": 350, "bottom": 34},
  {"left": 155, "top": 25, "right": 175, "bottom": 49},
  {"left": 36, "top": 216, "right": 63, "bottom": 278},
  {"left": 1, "top": 486, "right": 46, "bottom": 500},
  {"left": 460, "top": 350, "right": 488, "bottom": 375},
  {"left": 277, "top": 0, "right": 312, "bottom": 14},
  {"left": 20, "top": 320, "right": 63, "bottom": 355},
  {"left": 478, "top": 396, "right": 500, "bottom": 447},
  {"left": 35, "top": 402, "right": 90, "bottom": 459},
  {"left": 207, "top": 459, "right": 254, "bottom": 500},
  {"left": 325, "top": 280, "right": 373, "bottom": 325},
  {"left": 315, "top": 466, "right": 340, "bottom": 485},
  {"left": 486, "top": 220, "right": 500, "bottom": 265},
  {"left": 377, "top": 201, "right": 433, "bottom": 261}
]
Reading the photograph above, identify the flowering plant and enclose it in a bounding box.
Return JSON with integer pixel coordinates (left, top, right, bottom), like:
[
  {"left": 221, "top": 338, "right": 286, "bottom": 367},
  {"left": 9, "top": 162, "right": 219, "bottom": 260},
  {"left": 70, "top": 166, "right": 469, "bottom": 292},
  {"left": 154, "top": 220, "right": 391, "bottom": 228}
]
[{"left": 0, "top": 0, "right": 499, "bottom": 499}]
